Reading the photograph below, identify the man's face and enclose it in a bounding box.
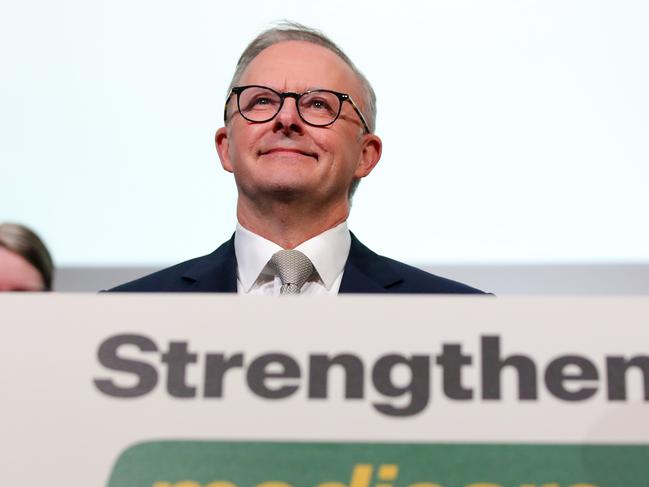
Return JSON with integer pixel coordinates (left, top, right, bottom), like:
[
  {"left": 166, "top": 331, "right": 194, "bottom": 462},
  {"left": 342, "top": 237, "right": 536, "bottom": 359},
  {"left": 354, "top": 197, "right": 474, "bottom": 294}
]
[{"left": 215, "top": 41, "right": 381, "bottom": 207}]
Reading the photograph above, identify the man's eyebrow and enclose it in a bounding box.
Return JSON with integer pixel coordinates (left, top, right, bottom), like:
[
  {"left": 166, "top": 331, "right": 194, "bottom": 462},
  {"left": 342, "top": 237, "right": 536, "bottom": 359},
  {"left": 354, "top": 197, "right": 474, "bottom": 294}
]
[
  {"left": 274, "top": 86, "right": 332, "bottom": 93},
  {"left": 306, "top": 86, "right": 343, "bottom": 93}
]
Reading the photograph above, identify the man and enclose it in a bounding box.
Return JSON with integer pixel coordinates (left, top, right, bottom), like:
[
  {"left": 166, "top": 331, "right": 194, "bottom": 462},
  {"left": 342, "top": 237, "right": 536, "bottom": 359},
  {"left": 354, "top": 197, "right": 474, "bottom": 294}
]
[{"left": 111, "top": 22, "right": 485, "bottom": 295}]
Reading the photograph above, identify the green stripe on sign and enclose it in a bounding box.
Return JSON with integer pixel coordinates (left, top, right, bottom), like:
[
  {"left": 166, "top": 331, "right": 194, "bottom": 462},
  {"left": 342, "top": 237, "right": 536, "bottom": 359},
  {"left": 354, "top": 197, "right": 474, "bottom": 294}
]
[{"left": 106, "top": 441, "right": 649, "bottom": 487}]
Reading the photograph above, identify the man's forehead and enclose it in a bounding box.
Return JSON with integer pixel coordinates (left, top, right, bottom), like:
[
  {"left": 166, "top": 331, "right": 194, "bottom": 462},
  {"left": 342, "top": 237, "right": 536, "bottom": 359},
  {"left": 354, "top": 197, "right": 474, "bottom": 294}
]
[{"left": 238, "top": 41, "right": 362, "bottom": 97}]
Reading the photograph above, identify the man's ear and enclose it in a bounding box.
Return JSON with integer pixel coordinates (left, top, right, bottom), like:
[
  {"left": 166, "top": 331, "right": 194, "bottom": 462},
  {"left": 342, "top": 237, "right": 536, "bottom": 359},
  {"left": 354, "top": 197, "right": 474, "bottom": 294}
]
[
  {"left": 354, "top": 134, "right": 382, "bottom": 179},
  {"left": 215, "top": 127, "right": 233, "bottom": 173}
]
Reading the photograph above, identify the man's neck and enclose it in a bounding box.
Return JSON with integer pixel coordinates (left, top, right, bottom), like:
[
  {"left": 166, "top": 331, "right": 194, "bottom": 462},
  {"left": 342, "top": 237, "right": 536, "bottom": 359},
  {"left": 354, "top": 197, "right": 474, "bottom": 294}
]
[{"left": 236, "top": 197, "right": 349, "bottom": 249}]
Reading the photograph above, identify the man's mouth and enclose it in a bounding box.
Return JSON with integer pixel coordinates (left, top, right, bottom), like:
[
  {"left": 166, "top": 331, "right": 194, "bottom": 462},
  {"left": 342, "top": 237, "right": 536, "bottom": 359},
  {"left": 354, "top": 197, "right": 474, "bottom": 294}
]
[{"left": 259, "top": 148, "right": 318, "bottom": 160}]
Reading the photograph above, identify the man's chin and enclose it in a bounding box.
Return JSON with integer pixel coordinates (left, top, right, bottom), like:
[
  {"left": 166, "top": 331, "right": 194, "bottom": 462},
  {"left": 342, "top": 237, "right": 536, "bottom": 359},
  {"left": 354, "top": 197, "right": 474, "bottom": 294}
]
[
  {"left": 264, "top": 183, "right": 310, "bottom": 199},
  {"left": 248, "top": 178, "right": 319, "bottom": 202}
]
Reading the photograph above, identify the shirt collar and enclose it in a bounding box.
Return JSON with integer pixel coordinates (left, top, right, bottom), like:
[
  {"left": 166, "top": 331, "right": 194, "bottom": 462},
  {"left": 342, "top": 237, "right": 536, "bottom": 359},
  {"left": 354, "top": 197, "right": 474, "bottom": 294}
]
[{"left": 234, "top": 221, "right": 351, "bottom": 292}]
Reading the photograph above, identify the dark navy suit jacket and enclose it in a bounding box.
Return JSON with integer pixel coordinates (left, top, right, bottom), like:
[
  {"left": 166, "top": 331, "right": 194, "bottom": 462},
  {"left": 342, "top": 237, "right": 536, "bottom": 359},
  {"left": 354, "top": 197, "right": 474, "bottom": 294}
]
[{"left": 110, "top": 233, "right": 486, "bottom": 294}]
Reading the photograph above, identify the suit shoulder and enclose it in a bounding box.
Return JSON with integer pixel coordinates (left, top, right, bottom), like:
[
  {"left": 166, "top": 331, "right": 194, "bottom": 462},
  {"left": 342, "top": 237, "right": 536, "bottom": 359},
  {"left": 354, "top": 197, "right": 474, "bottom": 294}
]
[
  {"left": 107, "top": 237, "right": 236, "bottom": 292},
  {"left": 381, "top": 256, "right": 488, "bottom": 294},
  {"left": 347, "top": 233, "right": 488, "bottom": 294},
  {"left": 107, "top": 254, "right": 210, "bottom": 292}
]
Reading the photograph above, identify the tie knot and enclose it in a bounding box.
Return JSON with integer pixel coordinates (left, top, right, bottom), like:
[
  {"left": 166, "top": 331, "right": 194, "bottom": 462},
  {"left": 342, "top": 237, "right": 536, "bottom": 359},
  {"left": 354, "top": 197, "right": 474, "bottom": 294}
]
[{"left": 268, "top": 249, "right": 315, "bottom": 295}]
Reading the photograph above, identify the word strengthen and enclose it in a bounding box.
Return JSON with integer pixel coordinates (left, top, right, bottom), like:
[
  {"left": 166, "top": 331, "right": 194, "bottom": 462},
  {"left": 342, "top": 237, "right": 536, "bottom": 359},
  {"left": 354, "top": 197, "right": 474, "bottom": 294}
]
[{"left": 94, "top": 334, "right": 649, "bottom": 417}]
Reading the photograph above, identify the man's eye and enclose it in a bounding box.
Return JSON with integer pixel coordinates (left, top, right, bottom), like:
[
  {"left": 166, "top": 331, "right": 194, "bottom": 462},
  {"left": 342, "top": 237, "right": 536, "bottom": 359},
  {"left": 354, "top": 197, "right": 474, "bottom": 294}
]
[
  {"left": 307, "top": 98, "right": 333, "bottom": 112},
  {"left": 242, "top": 93, "right": 279, "bottom": 112},
  {"left": 252, "top": 96, "right": 273, "bottom": 106}
]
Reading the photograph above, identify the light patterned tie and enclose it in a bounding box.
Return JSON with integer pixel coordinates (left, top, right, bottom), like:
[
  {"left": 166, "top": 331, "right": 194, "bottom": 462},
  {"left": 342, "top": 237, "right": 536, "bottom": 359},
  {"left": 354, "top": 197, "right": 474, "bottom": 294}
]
[{"left": 268, "top": 250, "right": 315, "bottom": 295}]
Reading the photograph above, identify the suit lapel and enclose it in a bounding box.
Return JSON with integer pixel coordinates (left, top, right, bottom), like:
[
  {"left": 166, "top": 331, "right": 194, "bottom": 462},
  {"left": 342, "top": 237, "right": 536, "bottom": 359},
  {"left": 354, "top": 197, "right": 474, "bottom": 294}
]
[
  {"left": 181, "top": 236, "right": 238, "bottom": 292},
  {"left": 339, "top": 233, "right": 403, "bottom": 293}
]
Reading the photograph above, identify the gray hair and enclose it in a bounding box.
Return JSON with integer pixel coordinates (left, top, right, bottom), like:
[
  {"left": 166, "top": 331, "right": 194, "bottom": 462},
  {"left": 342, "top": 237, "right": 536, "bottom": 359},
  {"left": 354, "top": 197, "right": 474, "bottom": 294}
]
[{"left": 226, "top": 21, "right": 377, "bottom": 134}]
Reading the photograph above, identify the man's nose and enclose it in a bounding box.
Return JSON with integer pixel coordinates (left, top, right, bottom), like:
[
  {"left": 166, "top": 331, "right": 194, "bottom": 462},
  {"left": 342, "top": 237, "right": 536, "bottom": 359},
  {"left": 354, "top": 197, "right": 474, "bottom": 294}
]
[{"left": 272, "top": 97, "right": 304, "bottom": 134}]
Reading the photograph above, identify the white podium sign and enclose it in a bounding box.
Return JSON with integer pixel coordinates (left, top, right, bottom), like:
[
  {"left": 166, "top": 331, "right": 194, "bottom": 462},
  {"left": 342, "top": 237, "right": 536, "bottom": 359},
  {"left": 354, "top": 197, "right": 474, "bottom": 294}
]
[{"left": 1, "top": 295, "right": 648, "bottom": 486}]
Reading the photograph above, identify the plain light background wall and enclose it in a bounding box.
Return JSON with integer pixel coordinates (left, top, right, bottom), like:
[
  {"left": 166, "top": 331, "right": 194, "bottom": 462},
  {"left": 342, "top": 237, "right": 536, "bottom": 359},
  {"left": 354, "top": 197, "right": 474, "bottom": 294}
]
[{"left": 2, "top": 1, "right": 648, "bottom": 288}]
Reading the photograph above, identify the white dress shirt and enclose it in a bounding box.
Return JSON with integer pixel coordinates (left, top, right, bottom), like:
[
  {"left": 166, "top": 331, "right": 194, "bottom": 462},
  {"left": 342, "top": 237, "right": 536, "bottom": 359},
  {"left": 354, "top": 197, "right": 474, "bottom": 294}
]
[{"left": 234, "top": 222, "right": 351, "bottom": 296}]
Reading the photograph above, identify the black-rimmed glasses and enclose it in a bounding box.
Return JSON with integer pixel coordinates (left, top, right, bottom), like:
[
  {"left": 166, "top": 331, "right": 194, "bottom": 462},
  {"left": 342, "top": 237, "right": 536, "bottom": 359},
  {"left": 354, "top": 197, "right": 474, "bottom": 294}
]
[{"left": 223, "top": 85, "right": 370, "bottom": 133}]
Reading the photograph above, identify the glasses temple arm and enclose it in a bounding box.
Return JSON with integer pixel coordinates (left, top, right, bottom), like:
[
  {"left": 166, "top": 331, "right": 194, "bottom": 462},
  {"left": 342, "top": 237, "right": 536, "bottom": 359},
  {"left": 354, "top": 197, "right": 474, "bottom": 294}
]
[{"left": 346, "top": 97, "right": 371, "bottom": 134}]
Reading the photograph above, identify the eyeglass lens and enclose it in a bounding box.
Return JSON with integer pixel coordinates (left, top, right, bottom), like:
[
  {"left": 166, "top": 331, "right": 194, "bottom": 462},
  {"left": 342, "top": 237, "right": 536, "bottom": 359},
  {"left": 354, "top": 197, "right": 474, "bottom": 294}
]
[{"left": 238, "top": 87, "right": 341, "bottom": 126}]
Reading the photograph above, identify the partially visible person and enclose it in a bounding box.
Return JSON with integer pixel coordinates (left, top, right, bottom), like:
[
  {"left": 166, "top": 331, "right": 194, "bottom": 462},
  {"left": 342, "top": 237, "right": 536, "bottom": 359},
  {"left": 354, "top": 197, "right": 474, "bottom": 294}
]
[{"left": 0, "top": 223, "right": 54, "bottom": 291}]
